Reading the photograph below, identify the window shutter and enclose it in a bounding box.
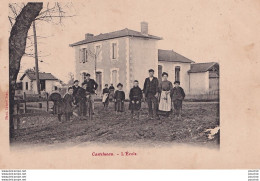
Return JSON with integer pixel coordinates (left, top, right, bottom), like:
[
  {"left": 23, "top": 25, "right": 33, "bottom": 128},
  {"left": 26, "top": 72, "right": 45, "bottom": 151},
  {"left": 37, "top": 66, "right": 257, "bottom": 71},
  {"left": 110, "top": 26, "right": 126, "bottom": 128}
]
[
  {"left": 79, "top": 49, "right": 82, "bottom": 63},
  {"left": 82, "top": 48, "right": 86, "bottom": 63}
]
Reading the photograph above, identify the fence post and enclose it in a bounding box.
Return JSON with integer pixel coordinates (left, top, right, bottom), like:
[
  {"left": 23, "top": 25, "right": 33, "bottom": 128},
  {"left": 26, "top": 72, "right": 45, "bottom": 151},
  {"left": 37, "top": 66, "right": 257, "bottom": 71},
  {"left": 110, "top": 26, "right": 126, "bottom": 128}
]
[
  {"left": 46, "top": 93, "right": 49, "bottom": 112},
  {"left": 17, "top": 101, "right": 20, "bottom": 130},
  {"left": 23, "top": 92, "right": 27, "bottom": 114}
]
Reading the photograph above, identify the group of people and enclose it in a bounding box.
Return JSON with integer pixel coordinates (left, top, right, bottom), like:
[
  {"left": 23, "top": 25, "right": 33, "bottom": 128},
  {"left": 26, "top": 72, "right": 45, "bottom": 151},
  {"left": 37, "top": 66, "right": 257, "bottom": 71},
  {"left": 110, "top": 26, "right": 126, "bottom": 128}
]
[{"left": 50, "top": 69, "right": 186, "bottom": 122}]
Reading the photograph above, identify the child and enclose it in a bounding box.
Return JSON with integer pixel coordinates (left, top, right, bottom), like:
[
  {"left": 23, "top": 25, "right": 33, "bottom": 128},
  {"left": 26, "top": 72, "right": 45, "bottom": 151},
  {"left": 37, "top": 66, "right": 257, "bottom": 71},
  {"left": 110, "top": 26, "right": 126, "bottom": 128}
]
[
  {"left": 114, "top": 83, "right": 125, "bottom": 112},
  {"left": 102, "top": 84, "right": 110, "bottom": 109},
  {"left": 129, "top": 80, "right": 143, "bottom": 119},
  {"left": 76, "top": 83, "right": 88, "bottom": 118},
  {"left": 170, "top": 81, "right": 185, "bottom": 120},
  {"left": 63, "top": 87, "right": 74, "bottom": 122}
]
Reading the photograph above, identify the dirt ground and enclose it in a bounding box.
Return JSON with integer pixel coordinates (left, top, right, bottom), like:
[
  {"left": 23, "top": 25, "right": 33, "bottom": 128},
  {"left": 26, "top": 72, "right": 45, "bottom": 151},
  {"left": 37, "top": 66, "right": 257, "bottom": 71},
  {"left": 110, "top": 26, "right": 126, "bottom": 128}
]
[{"left": 11, "top": 101, "right": 220, "bottom": 148}]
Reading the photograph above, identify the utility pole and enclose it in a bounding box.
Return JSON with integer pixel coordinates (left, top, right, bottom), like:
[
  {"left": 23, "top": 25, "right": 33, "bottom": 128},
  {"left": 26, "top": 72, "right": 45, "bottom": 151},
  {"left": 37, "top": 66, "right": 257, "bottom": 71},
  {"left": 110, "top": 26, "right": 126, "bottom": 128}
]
[{"left": 32, "top": 20, "right": 41, "bottom": 95}]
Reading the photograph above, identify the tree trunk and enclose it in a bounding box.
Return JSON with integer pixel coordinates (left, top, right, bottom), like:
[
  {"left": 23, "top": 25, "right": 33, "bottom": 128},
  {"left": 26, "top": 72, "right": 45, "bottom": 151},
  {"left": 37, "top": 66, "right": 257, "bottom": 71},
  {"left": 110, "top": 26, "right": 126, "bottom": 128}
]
[{"left": 9, "top": 3, "right": 43, "bottom": 140}]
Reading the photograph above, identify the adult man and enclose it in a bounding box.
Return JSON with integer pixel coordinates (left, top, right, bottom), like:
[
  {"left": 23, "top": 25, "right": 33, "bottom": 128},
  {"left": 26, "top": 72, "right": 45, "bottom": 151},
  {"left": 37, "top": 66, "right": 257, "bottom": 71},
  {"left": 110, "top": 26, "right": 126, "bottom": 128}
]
[
  {"left": 83, "top": 73, "right": 98, "bottom": 114},
  {"left": 72, "top": 80, "right": 80, "bottom": 105},
  {"left": 76, "top": 82, "right": 87, "bottom": 118},
  {"left": 143, "top": 69, "right": 159, "bottom": 119}
]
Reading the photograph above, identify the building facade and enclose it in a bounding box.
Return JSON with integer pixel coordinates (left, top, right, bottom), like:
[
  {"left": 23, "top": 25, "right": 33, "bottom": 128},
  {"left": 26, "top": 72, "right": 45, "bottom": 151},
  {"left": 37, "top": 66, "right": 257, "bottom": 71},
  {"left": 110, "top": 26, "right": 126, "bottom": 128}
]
[{"left": 70, "top": 22, "right": 219, "bottom": 98}]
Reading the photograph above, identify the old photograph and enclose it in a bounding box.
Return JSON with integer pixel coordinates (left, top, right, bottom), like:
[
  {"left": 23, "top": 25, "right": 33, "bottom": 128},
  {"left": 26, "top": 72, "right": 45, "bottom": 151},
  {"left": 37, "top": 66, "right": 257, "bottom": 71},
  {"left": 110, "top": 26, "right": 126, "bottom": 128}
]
[{"left": 8, "top": 2, "right": 220, "bottom": 149}]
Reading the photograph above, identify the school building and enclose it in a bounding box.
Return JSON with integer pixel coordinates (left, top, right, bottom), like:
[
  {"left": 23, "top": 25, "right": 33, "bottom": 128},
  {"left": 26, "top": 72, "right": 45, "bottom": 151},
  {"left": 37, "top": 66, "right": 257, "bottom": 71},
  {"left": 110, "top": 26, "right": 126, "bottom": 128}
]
[{"left": 70, "top": 22, "right": 219, "bottom": 98}]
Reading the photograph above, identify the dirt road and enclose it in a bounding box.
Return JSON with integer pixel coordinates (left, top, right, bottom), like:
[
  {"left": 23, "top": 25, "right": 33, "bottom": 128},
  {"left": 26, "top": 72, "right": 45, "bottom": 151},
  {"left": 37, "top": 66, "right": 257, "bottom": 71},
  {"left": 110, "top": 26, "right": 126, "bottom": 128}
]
[{"left": 11, "top": 102, "right": 220, "bottom": 147}]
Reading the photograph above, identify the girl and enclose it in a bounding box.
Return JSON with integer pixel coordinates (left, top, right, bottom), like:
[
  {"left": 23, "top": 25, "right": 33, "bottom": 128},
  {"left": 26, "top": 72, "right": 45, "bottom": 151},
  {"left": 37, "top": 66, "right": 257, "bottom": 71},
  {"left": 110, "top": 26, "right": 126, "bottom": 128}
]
[
  {"left": 102, "top": 84, "right": 110, "bottom": 109},
  {"left": 63, "top": 87, "right": 74, "bottom": 122}
]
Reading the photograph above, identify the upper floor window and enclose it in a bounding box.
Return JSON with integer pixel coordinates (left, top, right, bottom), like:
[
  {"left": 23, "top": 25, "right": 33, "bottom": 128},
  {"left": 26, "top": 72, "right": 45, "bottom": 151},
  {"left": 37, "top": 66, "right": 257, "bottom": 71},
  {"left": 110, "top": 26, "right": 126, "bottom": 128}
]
[
  {"left": 95, "top": 45, "right": 101, "bottom": 62},
  {"left": 112, "top": 43, "right": 117, "bottom": 59},
  {"left": 80, "top": 48, "right": 88, "bottom": 63},
  {"left": 25, "top": 82, "right": 28, "bottom": 90},
  {"left": 175, "top": 66, "right": 180, "bottom": 81}
]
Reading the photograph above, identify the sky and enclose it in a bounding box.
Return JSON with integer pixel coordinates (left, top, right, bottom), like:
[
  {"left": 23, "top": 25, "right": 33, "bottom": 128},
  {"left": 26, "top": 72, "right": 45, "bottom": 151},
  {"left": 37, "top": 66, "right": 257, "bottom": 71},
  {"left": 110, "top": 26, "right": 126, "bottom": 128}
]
[{"left": 18, "top": 0, "right": 260, "bottom": 83}]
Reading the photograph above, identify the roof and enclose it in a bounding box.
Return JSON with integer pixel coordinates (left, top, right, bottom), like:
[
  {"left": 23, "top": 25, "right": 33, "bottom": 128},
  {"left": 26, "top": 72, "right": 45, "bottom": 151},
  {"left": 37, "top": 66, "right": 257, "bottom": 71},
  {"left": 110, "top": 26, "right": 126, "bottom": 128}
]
[
  {"left": 20, "top": 72, "right": 58, "bottom": 81},
  {"left": 188, "top": 62, "right": 219, "bottom": 73},
  {"left": 70, "top": 28, "right": 162, "bottom": 47},
  {"left": 158, "top": 49, "right": 194, "bottom": 63}
]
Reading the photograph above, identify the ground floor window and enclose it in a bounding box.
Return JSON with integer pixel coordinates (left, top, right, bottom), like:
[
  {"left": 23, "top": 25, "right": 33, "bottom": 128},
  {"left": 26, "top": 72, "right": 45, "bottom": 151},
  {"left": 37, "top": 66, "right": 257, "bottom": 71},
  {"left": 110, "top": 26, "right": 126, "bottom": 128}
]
[{"left": 175, "top": 66, "right": 180, "bottom": 81}]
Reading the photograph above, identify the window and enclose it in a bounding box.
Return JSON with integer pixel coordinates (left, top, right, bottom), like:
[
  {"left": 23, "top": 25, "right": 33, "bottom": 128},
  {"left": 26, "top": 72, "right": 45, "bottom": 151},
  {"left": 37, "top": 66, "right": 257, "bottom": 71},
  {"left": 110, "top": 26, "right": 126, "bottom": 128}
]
[
  {"left": 175, "top": 66, "right": 180, "bottom": 81},
  {"left": 112, "top": 43, "right": 117, "bottom": 59},
  {"left": 111, "top": 70, "right": 118, "bottom": 85},
  {"left": 83, "top": 48, "right": 88, "bottom": 63},
  {"left": 80, "top": 48, "right": 88, "bottom": 63},
  {"left": 25, "top": 82, "right": 28, "bottom": 90},
  {"left": 96, "top": 45, "right": 101, "bottom": 62}
]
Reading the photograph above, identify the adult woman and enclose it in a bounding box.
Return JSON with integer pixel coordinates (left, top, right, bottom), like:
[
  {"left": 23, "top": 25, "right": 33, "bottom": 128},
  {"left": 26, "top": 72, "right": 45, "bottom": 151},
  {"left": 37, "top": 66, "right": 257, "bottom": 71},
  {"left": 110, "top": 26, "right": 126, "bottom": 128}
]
[{"left": 158, "top": 72, "right": 173, "bottom": 117}]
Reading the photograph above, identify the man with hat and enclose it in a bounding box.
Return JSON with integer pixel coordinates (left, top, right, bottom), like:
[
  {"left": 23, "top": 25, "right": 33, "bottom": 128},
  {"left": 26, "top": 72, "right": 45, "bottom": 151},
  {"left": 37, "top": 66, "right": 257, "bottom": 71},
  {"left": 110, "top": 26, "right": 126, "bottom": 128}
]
[
  {"left": 143, "top": 69, "right": 159, "bottom": 119},
  {"left": 83, "top": 73, "right": 98, "bottom": 114}
]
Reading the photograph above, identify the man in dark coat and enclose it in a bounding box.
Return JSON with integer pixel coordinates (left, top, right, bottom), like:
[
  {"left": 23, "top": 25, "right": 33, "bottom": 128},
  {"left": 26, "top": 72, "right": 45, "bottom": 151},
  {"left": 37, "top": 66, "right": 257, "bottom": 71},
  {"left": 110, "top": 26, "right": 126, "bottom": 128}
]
[
  {"left": 129, "top": 80, "right": 143, "bottom": 119},
  {"left": 143, "top": 69, "right": 159, "bottom": 119},
  {"left": 83, "top": 73, "right": 98, "bottom": 114},
  {"left": 76, "top": 82, "right": 88, "bottom": 118}
]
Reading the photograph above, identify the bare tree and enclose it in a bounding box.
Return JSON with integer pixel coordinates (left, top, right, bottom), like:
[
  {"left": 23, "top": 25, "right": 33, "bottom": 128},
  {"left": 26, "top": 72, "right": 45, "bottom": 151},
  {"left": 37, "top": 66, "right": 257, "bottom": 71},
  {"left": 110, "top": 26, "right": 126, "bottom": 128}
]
[
  {"left": 9, "top": 2, "right": 74, "bottom": 139},
  {"left": 67, "top": 72, "right": 75, "bottom": 85}
]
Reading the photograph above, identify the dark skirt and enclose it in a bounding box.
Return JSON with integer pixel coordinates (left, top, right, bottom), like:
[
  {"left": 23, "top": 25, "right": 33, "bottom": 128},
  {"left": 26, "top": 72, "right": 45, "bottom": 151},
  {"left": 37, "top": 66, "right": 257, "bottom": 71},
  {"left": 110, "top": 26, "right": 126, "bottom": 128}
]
[{"left": 129, "top": 100, "right": 141, "bottom": 111}]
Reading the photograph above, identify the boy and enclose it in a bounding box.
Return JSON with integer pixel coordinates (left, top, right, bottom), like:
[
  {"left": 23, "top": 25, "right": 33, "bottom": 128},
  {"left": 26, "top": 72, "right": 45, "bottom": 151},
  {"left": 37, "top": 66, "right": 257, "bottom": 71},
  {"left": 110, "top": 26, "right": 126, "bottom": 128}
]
[
  {"left": 114, "top": 83, "right": 125, "bottom": 113},
  {"left": 63, "top": 87, "right": 74, "bottom": 122},
  {"left": 129, "top": 80, "right": 143, "bottom": 119},
  {"left": 72, "top": 80, "right": 80, "bottom": 105},
  {"left": 102, "top": 84, "right": 110, "bottom": 109},
  {"left": 170, "top": 81, "right": 185, "bottom": 120}
]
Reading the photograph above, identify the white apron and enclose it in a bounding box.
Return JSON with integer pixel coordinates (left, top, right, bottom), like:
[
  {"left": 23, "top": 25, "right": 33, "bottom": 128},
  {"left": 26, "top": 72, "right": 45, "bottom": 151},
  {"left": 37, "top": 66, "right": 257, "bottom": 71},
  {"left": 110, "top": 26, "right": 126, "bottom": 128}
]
[
  {"left": 159, "top": 91, "right": 171, "bottom": 112},
  {"left": 102, "top": 93, "right": 109, "bottom": 103}
]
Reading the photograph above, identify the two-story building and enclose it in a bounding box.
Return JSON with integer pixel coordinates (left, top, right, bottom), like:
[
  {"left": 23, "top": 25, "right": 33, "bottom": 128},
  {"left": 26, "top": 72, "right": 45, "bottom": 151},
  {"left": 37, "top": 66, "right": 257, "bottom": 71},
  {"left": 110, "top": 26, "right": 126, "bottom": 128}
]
[
  {"left": 70, "top": 22, "right": 161, "bottom": 97},
  {"left": 70, "top": 22, "right": 219, "bottom": 98}
]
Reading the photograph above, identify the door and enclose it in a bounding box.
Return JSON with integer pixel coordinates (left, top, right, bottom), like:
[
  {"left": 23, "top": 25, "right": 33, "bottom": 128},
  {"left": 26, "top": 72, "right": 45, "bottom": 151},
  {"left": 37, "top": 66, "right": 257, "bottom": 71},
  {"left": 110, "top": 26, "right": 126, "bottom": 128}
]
[
  {"left": 96, "top": 71, "right": 102, "bottom": 96},
  {"left": 40, "top": 80, "right": 46, "bottom": 91},
  {"left": 111, "top": 70, "right": 118, "bottom": 86},
  {"left": 158, "top": 65, "right": 162, "bottom": 82}
]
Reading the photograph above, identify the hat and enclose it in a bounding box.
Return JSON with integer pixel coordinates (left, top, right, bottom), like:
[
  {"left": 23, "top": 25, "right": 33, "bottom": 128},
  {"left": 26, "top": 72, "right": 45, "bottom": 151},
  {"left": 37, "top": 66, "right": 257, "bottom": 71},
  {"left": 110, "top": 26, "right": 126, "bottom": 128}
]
[
  {"left": 86, "top": 73, "right": 90, "bottom": 76},
  {"left": 117, "top": 83, "right": 123, "bottom": 87},
  {"left": 105, "top": 84, "right": 108, "bottom": 86},
  {"left": 68, "top": 86, "right": 73, "bottom": 91},
  {"left": 74, "top": 80, "right": 79, "bottom": 83},
  {"left": 148, "top": 69, "right": 154, "bottom": 72},
  {"left": 174, "top": 81, "right": 180, "bottom": 84},
  {"left": 162, "top": 72, "right": 168, "bottom": 77},
  {"left": 134, "top": 80, "right": 139, "bottom": 82}
]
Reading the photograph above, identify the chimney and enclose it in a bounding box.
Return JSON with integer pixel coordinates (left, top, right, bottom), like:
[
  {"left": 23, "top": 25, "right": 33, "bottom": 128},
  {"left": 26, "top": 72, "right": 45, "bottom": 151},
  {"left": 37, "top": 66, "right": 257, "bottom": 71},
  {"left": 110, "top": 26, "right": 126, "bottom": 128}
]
[
  {"left": 85, "top": 33, "right": 94, "bottom": 39},
  {"left": 141, "top": 21, "right": 148, "bottom": 35}
]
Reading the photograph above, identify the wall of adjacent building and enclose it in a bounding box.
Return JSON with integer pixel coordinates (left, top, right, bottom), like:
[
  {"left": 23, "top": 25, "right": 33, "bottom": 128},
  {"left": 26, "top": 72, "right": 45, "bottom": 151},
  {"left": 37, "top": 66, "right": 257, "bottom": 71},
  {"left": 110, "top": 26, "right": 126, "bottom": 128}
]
[
  {"left": 189, "top": 71, "right": 209, "bottom": 94},
  {"left": 158, "top": 61, "right": 191, "bottom": 94}
]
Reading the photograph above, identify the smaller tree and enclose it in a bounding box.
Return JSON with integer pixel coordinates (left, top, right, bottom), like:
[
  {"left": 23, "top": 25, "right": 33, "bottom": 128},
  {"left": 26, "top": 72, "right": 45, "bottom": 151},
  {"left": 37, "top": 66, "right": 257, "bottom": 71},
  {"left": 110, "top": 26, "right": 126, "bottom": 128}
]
[{"left": 67, "top": 72, "right": 74, "bottom": 85}]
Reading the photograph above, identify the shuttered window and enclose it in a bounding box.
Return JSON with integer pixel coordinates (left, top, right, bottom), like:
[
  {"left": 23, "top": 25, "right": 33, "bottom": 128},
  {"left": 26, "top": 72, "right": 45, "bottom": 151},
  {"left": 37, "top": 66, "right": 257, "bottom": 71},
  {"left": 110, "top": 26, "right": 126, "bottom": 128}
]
[{"left": 175, "top": 66, "right": 180, "bottom": 81}]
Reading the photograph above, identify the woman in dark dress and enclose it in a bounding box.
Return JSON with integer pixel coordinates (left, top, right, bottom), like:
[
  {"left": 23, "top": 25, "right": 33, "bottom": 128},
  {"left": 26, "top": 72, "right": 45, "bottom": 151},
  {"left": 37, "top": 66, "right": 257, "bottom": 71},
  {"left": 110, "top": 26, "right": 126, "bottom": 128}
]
[
  {"left": 129, "top": 80, "right": 143, "bottom": 119},
  {"left": 114, "top": 83, "right": 125, "bottom": 112}
]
